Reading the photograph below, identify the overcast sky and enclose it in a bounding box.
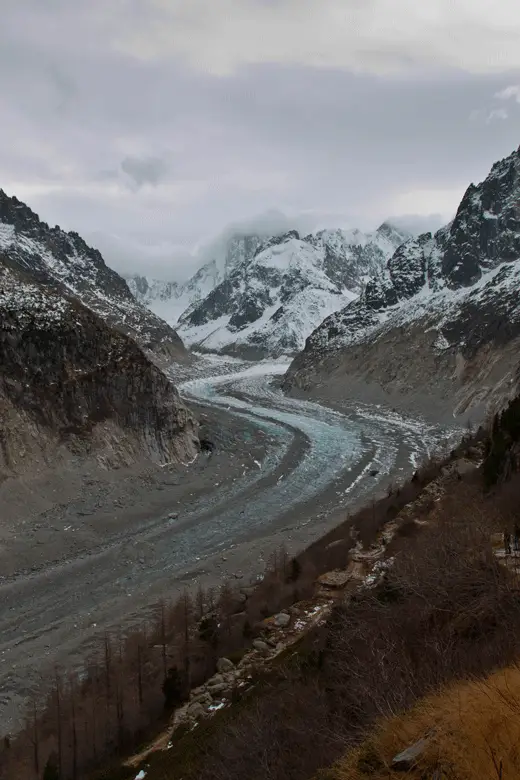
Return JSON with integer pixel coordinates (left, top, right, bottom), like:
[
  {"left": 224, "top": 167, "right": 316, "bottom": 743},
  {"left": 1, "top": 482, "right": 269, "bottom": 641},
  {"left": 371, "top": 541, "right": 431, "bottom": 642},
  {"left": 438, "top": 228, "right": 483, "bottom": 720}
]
[{"left": 1, "top": 0, "right": 520, "bottom": 279}]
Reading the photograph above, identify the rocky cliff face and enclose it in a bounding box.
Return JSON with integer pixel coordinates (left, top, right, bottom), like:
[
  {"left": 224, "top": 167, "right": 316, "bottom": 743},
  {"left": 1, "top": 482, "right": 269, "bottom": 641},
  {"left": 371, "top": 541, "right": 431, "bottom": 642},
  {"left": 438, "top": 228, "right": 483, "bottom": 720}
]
[
  {"left": 284, "top": 146, "right": 520, "bottom": 419},
  {"left": 127, "top": 234, "right": 266, "bottom": 327},
  {"left": 177, "top": 224, "right": 408, "bottom": 358},
  {"left": 0, "top": 261, "right": 197, "bottom": 478},
  {"left": 0, "top": 190, "right": 187, "bottom": 361}
]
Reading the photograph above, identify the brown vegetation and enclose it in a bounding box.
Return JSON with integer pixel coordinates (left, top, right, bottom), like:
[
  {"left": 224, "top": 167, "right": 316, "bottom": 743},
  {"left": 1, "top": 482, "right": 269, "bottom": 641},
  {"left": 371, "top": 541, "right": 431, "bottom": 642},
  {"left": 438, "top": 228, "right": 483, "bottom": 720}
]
[
  {"left": 320, "top": 663, "right": 520, "bottom": 779},
  {"left": 176, "top": 486, "right": 520, "bottom": 780},
  {"left": 0, "top": 427, "right": 501, "bottom": 780}
]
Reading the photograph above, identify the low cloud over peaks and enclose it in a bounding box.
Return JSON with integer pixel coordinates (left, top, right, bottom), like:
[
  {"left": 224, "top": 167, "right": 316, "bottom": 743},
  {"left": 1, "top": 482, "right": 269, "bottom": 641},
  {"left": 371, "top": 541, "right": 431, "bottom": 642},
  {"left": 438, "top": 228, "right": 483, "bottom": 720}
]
[{"left": 120, "top": 155, "right": 169, "bottom": 189}]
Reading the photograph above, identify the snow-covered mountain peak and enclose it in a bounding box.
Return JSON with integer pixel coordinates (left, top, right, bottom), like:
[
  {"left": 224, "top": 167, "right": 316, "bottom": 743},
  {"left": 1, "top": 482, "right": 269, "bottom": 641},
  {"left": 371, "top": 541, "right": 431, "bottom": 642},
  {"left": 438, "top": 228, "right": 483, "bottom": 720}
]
[{"left": 176, "top": 222, "right": 407, "bottom": 358}]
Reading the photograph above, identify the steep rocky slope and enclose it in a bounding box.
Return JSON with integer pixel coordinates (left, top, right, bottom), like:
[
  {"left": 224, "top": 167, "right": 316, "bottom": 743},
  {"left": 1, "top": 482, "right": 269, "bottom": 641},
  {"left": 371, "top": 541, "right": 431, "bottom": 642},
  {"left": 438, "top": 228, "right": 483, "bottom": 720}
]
[
  {"left": 127, "top": 234, "right": 265, "bottom": 327},
  {"left": 0, "top": 189, "right": 187, "bottom": 361},
  {"left": 177, "top": 224, "right": 408, "bottom": 358},
  {"left": 0, "top": 260, "right": 197, "bottom": 478},
  {"left": 284, "top": 146, "right": 520, "bottom": 419}
]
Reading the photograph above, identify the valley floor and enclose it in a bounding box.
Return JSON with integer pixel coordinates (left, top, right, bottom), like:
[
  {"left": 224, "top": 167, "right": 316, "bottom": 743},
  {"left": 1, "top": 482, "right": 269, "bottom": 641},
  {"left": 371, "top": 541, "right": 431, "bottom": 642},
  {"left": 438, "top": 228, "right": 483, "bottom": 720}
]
[{"left": 0, "top": 355, "right": 457, "bottom": 734}]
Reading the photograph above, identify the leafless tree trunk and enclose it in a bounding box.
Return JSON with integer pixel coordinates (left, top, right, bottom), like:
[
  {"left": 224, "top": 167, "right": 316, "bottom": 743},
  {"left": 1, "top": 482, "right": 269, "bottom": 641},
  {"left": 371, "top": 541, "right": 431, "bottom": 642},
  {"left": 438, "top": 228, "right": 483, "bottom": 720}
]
[
  {"left": 104, "top": 632, "right": 112, "bottom": 699},
  {"left": 137, "top": 642, "right": 144, "bottom": 707},
  {"left": 181, "top": 590, "right": 193, "bottom": 688},
  {"left": 70, "top": 677, "right": 78, "bottom": 780},
  {"left": 195, "top": 583, "right": 205, "bottom": 621},
  {"left": 31, "top": 700, "right": 39, "bottom": 779},
  {"left": 160, "top": 601, "right": 167, "bottom": 680},
  {"left": 115, "top": 635, "right": 125, "bottom": 747},
  {"left": 54, "top": 667, "right": 63, "bottom": 777}
]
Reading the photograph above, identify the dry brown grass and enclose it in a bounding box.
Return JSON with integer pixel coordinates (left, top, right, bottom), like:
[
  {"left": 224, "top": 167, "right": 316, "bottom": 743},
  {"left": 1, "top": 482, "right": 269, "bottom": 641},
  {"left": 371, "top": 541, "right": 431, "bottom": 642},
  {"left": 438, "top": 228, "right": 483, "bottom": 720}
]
[{"left": 320, "top": 663, "right": 520, "bottom": 780}]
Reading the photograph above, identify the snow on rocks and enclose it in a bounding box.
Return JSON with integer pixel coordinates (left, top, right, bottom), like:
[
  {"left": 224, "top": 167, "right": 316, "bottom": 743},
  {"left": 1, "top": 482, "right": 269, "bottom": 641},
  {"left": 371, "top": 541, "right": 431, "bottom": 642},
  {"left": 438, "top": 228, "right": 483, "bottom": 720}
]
[
  {"left": 216, "top": 657, "right": 235, "bottom": 673},
  {"left": 177, "top": 223, "right": 407, "bottom": 358},
  {"left": 284, "top": 145, "right": 520, "bottom": 413},
  {"left": 0, "top": 188, "right": 186, "bottom": 358}
]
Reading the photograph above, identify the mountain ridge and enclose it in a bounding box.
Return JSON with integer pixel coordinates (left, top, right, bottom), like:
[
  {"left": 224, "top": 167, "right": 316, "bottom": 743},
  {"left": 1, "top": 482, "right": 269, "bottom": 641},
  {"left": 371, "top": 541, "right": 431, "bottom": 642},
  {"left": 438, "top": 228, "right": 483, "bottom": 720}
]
[
  {"left": 0, "top": 189, "right": 187, "bottom": 361},
  {"left": 283, "top": 145, "right": 520, "bottom": 420},
  {"left": 0, "top": 190, "right": 198, "bottom": 478},
  {"left": 176, "top": 222, "right": 409, "bottom": 358}
]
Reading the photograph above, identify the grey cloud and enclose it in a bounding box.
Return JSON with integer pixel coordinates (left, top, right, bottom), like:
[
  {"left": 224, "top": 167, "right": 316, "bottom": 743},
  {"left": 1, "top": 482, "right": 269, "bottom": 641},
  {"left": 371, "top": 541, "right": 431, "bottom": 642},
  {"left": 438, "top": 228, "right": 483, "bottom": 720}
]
[
  {"left": 386, "top": 213, "right": 446, "bottom": 236},
  {"left": 120, "top": 155, "right": 169, "bottom": 189},
  {"left": 1, "top": 1, "right": 520, "bottom": 279}
]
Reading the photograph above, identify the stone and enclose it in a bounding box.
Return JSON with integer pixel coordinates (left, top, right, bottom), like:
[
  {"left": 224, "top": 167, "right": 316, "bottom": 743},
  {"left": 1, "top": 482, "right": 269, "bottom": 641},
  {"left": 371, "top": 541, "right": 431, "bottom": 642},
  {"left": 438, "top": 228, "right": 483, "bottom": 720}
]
[
  {"left": 190, "top": 691, "right": 212, "bottom": 706},
  {"left": 206, "top": 674, "right": 224, "bottom": 687},
  {"left": 207, "top": 682, "right": 228, "bottom": 695},
  {"left": 168, "top": 512, "right": 179, "bottom": 520},
  {"left": 216, "top": 657, "right": 235, "bottom": 673},
  {"left": 317, "top": 570, "right": 352, "bottom": 589},
  {"left": 454, "top": 458, "right": 477, "bottom": 476},
  {"left": 325, "top": 538, "right": 348, "bottom": 551},
  {"left": 188, "top": 702, "right": 205, "bottom": 719},
  {"left": 252, "top": 639, "right": 270, "bottom": 654},
  {"left": 391, "top": 735, "right": 431, "bottom": 770},
  {"left": 240, "top": 586, "right": 256, "bottom": 598},
  {"left": 274, "top": 612, "right": 291, "bottom": 628}
]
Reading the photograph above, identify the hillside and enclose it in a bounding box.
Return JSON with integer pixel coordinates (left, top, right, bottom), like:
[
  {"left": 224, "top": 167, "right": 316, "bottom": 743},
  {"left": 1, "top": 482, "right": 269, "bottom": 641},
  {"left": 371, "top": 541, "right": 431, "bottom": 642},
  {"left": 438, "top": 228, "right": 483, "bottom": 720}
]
[
  {"left": 284, "top": 145, "right": 520, "bottom": 420},
  {"left": 0, "top": 261, "right": 197, "bottom": 479},
  {"left": 0, "top": 189, "right": 187, "bottom": 361},
  {"left": 177, "top": 223, "right": 408, "bottom": 358},
  {"left": 6, "top": 399, "right": 520, "bottom": 780}
]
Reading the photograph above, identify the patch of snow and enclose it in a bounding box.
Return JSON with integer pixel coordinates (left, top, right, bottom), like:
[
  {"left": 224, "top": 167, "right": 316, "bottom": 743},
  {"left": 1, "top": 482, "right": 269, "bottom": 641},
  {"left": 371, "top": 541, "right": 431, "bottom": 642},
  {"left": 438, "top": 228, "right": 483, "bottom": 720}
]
[{"left": 208, "top": 701, "right": 227, "bottom": 712}]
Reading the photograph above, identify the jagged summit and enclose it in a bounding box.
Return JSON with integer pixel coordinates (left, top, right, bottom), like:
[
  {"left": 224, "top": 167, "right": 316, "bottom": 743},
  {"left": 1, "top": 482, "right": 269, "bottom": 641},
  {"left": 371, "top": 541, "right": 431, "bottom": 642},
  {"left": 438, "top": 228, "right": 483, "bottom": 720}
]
[
  {"left": 176, "top": 224, "right": 409, "bottom": 358},
  {"left": 127, "top": 232, "right": 266, "bottom": 327}
]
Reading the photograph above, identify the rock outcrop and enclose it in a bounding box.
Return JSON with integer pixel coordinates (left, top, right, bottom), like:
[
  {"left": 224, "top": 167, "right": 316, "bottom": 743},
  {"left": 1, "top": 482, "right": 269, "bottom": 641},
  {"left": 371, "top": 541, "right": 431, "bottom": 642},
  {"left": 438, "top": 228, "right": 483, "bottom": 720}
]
[
  {"left": 0, "top": 189, "right": 187, "bottom": 361},
  {"left": 284, "top": 146, "right": 520, "bottom": 419},
  {"left": 0, "top": 260, "right": 197, "bottom": 478}
]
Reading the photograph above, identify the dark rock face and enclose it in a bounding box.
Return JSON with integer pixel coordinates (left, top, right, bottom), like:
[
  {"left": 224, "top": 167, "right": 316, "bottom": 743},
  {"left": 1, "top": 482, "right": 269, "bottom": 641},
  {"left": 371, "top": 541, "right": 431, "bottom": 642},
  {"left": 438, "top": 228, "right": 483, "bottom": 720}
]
[
  {"left": 255, "top": 230, "right": 301, "bottom": 255},
  {"left": 442, "top": 151, "right": 520, "bottom": 287},
  {"left": 184, "top": 279, "right": 237, "bottom": 327},
  {"left": 0, "top": 262, "right": 196, "bottom": 475},
  {"left": 0, "top": 189, "right": 187, "bottom": 360},
  {"left": 228, "top": 289, "right": 273, "bottom": 331},
  {"left": 284, "top": 146, "right": 520, "bottom": 414}
]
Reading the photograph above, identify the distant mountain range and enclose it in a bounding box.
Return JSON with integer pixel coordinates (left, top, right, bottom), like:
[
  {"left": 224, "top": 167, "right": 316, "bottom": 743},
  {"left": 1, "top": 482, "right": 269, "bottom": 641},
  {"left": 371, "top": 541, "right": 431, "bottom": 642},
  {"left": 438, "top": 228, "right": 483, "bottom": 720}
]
[
  {"left": 127, "top": 234, "right": 264, "bottom": 328},
  {"left": 129, "top": 223, "right": 409, "bottom": 358}
]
